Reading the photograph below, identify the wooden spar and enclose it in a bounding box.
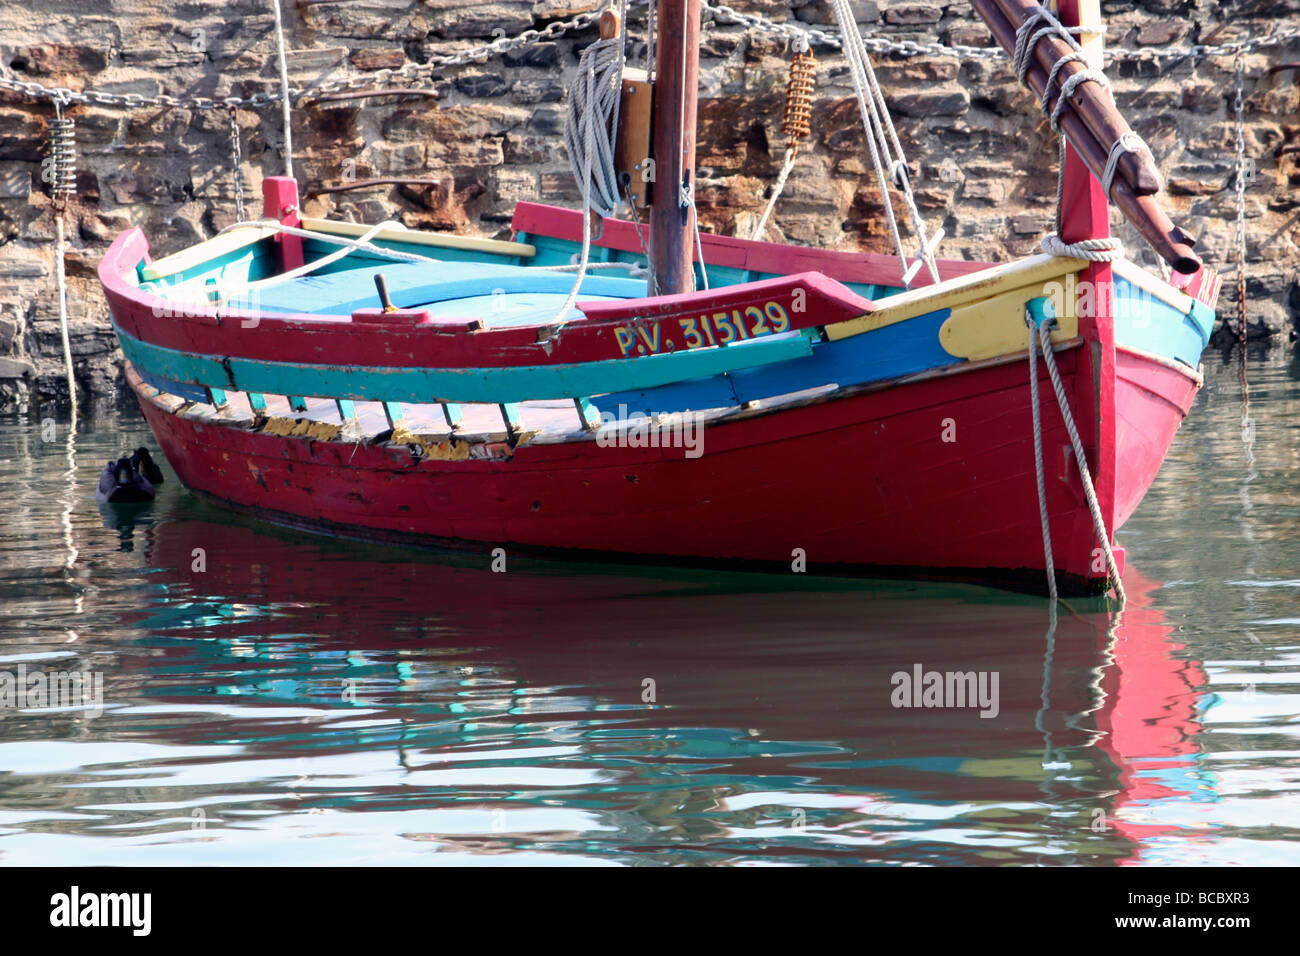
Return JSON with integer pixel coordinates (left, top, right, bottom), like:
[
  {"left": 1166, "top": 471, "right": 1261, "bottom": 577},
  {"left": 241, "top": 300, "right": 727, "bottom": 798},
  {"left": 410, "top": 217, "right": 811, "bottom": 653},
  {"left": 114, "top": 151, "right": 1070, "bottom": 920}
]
[
  {"left": 982, "top": 0, "right": 1160, "bottom": 196},
  {"left": 972, "top": 0, "right": 1201, "bottom": 272},
  {"left": 648, "top": 0, "right": 702, "bottom": 296}
]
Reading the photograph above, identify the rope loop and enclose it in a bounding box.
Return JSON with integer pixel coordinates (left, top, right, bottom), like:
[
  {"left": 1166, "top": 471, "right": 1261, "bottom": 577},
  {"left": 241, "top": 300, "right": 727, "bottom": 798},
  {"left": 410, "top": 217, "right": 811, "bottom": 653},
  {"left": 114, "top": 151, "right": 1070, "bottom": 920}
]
[
  {"left": 1049, "top": 67, "right": 1108, "bottom": 130},
  {"left": 1102, "top": 130, "right": 1152, "bottom": 197},
  {"left": 1040, "top": 233, "right": 1125, "bottom": 261},
  {"left": 889, "top": 159, "right": 910, "bottom": 190}
]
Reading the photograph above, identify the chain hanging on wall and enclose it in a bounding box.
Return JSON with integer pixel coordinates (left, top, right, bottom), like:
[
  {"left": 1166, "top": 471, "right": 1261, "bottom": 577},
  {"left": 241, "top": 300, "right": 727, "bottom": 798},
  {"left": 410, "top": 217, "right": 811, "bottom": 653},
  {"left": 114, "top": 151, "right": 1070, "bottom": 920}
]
[
  {"left": 228, "top": 107, "right": 246, "bottom": 222},
  {"left": 1233, "top": 55, "right": 1250, "bottom": 342}
]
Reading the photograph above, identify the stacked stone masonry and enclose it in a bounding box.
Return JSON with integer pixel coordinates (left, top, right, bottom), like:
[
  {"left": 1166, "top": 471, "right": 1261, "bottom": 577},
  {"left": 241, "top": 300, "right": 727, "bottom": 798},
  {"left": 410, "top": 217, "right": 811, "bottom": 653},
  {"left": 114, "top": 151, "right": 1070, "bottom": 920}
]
[{"left": 0, "top": 0, "right": 1297, "bottom": 407}]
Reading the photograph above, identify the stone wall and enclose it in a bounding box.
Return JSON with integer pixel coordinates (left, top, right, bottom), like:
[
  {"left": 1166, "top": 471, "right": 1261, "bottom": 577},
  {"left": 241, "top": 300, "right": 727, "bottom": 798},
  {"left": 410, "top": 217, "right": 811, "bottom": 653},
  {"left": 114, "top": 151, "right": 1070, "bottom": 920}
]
[{"left": 1, "top": 0, "right": 1297, "bottom": 409}]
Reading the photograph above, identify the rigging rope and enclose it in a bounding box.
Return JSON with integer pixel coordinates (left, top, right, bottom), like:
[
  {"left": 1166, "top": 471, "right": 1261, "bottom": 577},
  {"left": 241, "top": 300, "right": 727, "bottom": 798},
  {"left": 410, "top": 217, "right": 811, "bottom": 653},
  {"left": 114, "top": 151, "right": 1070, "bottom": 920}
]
[
  {"left": 829, "top": 0, "right": 940, "bottom": 287},
  {"left": 270, "top": 0, "right": 294, "bottom": 178},
  {"left": 1014, "top": 5, "right": 1139, "bottom": 264}
]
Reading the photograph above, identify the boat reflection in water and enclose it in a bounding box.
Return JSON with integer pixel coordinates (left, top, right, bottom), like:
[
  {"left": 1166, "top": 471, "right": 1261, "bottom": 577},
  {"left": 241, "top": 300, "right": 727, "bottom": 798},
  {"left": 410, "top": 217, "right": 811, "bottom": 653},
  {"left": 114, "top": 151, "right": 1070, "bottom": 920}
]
[{"left": 93, "top": 501, "right": 1215, "bottom": 864}]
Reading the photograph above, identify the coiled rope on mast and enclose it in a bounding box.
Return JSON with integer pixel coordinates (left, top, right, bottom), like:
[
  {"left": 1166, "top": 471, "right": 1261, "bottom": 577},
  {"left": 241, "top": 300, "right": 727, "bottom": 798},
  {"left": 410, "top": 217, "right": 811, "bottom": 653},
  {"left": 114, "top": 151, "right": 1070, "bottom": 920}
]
[{"left": 553, "top": 1, "right": 630, "bottom": 324}]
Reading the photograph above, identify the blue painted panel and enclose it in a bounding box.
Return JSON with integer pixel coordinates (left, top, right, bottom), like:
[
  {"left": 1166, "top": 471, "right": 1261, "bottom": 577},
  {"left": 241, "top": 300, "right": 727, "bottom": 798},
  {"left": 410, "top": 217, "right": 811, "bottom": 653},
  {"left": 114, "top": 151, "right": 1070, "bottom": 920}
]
[
  {"left": 596, "top": 373, "right": 740, "bottom": 417},
  {"left": 1113, "top": 276, "right": 1209, "bottom": 369},
  {"left": 114, "top": 325, "right": 816, "bottom": 405},
  {"left": 728, "top": 309, "right": 955, "bottom": 405},
  {"left": 132, "top": 365, "right": 210, "bottom": 405}
]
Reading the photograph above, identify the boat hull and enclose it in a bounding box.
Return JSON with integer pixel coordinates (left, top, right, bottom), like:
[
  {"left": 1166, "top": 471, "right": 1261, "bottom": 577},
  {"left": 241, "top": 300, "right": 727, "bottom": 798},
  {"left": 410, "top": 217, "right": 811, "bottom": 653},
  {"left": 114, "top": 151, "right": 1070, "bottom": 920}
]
[{"left": 128, "top": 336, "right": 1199, "bottom": 596}]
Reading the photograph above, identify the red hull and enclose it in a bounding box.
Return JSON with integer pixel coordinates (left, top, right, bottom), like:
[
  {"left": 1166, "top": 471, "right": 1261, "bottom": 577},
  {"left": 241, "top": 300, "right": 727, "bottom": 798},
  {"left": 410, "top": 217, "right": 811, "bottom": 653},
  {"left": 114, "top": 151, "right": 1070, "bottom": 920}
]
[{"left": 130, "top": 337, "right": 1199, "bottom": 596}]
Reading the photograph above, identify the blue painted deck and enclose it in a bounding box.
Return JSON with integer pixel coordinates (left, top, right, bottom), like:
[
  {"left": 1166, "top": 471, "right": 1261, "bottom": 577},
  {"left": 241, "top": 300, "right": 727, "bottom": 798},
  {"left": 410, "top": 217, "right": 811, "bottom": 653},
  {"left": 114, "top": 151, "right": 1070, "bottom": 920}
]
[{"left": 252, "top": 261, "right": 648, "bottom": 320}]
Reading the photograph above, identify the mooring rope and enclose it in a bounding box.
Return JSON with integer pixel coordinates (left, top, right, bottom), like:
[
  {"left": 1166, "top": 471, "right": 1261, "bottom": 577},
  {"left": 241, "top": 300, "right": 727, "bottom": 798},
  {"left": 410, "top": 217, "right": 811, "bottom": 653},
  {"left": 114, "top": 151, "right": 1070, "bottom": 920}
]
[
  {"left": 1027, "top": 312, "right": 1058, "bottom": 602},
  {"left": 1027, "top": 310, "right": 1126, "bottom": 606},
  {"left": 49, "top": 100, "right": 78, "bottom": 424}
]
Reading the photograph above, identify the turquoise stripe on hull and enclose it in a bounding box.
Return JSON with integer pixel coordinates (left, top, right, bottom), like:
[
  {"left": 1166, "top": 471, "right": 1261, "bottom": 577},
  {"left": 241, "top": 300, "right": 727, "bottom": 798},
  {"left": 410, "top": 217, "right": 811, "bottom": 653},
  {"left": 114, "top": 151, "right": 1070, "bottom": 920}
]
[
  {"left": 114, "top": 324, "right": 816, "bottom": 406},
  {"left": 1113, "top": 276, "right": 1211, "bottom": 369}
]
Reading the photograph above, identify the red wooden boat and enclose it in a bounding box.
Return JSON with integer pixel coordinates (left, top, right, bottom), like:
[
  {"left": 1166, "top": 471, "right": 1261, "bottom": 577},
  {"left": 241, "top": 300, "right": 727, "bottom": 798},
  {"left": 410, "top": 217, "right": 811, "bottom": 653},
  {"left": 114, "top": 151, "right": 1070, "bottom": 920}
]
[{"left": 98, "top": 0, "right": 1218, "bottom": 597}]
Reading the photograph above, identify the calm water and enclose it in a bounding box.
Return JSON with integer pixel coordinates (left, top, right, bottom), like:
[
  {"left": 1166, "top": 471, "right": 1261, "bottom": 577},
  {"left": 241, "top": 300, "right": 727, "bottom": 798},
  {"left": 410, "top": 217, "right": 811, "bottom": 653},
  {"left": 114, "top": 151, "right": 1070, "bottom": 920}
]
[{"left": 1, "top": 347, "right": 1298, "bottom": 866}]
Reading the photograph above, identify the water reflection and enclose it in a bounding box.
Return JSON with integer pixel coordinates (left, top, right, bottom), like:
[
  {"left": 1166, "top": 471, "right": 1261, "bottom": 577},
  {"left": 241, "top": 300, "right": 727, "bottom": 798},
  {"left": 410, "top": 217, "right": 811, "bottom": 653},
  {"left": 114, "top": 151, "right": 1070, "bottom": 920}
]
[{"left": 0, "top": 347, "right": 1297, "bottom": 865}]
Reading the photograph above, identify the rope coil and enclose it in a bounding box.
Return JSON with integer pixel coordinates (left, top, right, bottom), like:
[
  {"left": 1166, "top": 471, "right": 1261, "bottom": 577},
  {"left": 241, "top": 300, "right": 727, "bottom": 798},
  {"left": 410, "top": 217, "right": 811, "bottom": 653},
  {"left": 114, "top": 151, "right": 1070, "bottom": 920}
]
[{"left": 555, "top": 1, "right": 629, "bottom": 318}]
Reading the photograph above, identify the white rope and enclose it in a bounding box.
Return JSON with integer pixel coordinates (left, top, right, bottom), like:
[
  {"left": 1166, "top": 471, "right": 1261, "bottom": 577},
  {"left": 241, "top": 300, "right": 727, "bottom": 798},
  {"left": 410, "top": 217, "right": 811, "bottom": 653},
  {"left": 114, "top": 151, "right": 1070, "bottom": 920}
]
[
  {"left": 690, "top": 185, "right": 709, "bottom": 291},
  {"left": 1027, "top": 313, "right": 1127, "bottom": 605},
  {"left": 562, "top": 26, "right": 625, "bottom": 219},
  {"left": 830, "top": 0, "right": 939, "bottom": 287},
  {"left": 270, "top": 0, "right": 294, "bottom": 178},
  {"left": 1102, "top": 129, "right": 1152, "bottom": 198},
  {"left": 553, "top": 2, "right": 627, "bottom": 321},
  {"left": 222, "top": 219, "right": 410, "bottom": 292},
  {"left": 750, "top": 149, "right": 798, "bottom": 241},
  {"left": 1040, "top": 233, "right": 1125, "bottom": 260},
  {"left": 1050, "top": 67, "right": 1109, "bottom": 131},
  {"left": 534, "top": 260, "right": 648, "bottom": 273}
]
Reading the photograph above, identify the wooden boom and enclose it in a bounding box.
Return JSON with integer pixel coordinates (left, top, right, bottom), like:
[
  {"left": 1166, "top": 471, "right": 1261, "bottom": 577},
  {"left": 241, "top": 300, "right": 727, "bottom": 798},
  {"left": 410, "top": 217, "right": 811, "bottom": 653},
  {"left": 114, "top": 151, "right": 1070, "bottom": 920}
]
[
  {"left": 985, "top": 0, "right": 1161, "bottom": 196},
  {"left": 970, "top": 0, "right": 1201, "bottom": 273}
]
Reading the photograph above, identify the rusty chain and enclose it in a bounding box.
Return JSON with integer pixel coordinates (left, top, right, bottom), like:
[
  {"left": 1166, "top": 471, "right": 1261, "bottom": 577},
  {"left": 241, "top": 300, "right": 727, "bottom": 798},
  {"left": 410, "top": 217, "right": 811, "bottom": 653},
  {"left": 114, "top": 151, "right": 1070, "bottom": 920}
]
[{"left": 2, "top": 3, "right": 1297, "bottom": 113}]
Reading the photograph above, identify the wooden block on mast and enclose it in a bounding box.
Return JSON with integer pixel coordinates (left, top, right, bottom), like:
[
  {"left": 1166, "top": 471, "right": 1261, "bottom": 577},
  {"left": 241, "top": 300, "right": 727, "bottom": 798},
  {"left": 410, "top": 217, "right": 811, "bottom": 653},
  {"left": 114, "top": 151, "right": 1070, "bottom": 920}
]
[{"left": 616, "top": 68, "right": 654, "bottom": 212}]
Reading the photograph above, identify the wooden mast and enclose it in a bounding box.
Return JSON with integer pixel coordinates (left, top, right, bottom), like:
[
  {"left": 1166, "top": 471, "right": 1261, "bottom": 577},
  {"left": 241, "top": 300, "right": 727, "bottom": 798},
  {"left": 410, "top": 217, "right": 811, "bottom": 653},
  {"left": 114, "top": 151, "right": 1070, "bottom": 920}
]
[{"left": 648, "top": 0, "right": 702, "bottom": 296}]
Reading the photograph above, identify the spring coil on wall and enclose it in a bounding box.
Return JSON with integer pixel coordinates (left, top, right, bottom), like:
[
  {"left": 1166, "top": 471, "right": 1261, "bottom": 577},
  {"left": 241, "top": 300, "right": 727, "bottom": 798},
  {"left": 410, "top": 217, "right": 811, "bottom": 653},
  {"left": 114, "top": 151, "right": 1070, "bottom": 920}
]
[{"left": 781, "top": 47, "right": 816, "bottom": 151}]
